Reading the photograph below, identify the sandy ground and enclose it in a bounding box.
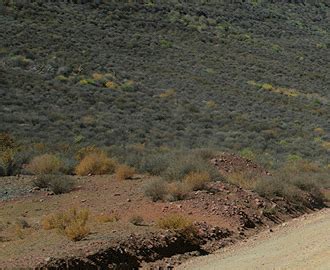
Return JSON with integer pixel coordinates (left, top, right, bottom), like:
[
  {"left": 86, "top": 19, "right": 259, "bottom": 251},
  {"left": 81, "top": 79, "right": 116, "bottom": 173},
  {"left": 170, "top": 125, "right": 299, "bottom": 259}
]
[{"left": 179, "top": 208, "right": 330, "bottom": 270}]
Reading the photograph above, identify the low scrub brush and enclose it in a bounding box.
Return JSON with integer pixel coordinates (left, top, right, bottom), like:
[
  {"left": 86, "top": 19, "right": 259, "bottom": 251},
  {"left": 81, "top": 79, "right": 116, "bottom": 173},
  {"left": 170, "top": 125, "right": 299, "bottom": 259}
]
[
  {"left": 42, "top": 208, "right": 90, "bottom": 241},
  {"left": 27, "top": 154, "right": 63, "bottom": 175},
  {"left": 75, "top": 151, "right": 117, "bottom": 176},
  {"left": 115, "top": 164, "right": 135, "bottom": 180}
]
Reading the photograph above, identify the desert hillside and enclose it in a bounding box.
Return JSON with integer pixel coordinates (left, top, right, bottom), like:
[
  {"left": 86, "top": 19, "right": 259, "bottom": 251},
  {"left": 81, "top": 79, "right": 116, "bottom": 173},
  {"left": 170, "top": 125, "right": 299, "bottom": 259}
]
[
  {"left": 0, "top": 1, "right": 329, "bottom": 269},
  {"left": 0, "top": 0, "right": 329, "bottom": 163}
]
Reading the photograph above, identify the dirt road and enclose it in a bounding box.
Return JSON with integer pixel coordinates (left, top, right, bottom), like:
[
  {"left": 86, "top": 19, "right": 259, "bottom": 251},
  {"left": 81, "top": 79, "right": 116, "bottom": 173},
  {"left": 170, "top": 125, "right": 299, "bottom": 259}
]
[{"left": 179, "top": 208, "right": 330, "bottom": 270}]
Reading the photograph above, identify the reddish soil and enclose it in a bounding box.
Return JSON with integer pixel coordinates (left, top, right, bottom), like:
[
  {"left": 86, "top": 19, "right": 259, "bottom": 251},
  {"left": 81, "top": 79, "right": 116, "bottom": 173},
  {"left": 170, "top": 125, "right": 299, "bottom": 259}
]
[
  {"left": 211, "top": 152, "right": 271, "bottom": 176},
  {"left": 0, "top": 155, "right": 321, "bottom": 269}
]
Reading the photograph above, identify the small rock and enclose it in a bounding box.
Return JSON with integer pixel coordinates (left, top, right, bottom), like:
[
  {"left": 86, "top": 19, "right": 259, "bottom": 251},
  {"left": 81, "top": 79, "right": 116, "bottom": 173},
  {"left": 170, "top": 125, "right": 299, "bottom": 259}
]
[
  {"left": 44, "top": 257, "right": 51, "bottom": 262},
  {"left": 114, "top": 193, "right": 120, "bottom": 196},
  {"left": 81, "top": 199, "right": 86, "bottom": 202},
  {"left": 127, "top": 199, "right": 131, "bottom": 202}
]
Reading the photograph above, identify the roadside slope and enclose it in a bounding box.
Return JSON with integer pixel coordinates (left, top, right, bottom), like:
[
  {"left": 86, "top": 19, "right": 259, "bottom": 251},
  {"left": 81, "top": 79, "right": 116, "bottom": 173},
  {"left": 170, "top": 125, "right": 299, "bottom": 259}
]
[{"left": 179, "top": 208, "right": 330, "bottom": 270}]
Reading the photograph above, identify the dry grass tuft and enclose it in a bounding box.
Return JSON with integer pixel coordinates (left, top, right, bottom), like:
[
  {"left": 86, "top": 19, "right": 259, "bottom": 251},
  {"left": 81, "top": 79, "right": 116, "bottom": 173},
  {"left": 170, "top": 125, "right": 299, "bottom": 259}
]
[
  {"left": 227, "top": 171, "right": 259, "bottom": 190},
  {"left": 157, "top": 214, "right": 198, "bottom": 241},
  {"left": 96, "top": 213, "right": 119, "bottom": 223},
  {"left": 165, "top": 182, "right": 190, "bottom": 201},
  {"left": 115, "top": 164, "right": 135, "bottom": 180},
  {"left": 75, "top": 151, "right": 117, "bottom": 176},
  {"left": 42, "top": 208, "right": 90, "bottom": 241},
  {"left": 183, "top": 171, "right": 211, "bottom": 191}
]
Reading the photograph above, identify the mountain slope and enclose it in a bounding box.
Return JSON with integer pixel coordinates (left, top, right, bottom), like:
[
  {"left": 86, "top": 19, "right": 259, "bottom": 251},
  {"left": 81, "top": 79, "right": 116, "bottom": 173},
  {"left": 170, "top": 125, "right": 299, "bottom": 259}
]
[{"left": 0, "top": 1, "right": 329, "bottom": 162}]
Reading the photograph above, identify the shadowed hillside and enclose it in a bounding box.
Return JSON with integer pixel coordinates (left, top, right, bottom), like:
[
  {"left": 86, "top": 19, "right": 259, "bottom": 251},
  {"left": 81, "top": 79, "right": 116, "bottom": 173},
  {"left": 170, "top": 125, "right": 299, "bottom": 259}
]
[{"left": 0, "top": 0, "right": 329, "bottom": 162}]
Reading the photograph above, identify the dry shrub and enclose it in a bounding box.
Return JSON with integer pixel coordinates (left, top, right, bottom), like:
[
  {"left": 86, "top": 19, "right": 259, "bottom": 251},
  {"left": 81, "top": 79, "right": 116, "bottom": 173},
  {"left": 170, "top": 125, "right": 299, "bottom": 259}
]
[
  {"left": 0, "top": 149, "right": 15, "bottom": 176},
  {"left": 96, "top": 214, "right": 119, "bottom": 223},
  {"left": 227, "top": 171, "right": 259, "bottom": 190},
  {"left": 42, "top": 208, "right": 90, "bottom": 241},
  {"left": 33, "top": 174, "right": 76, "bottom": 194},
  {"left": 183, "top": 171, "right": 210, "bottom": 191},
  {"left": 13, "top": 218, "right": 31, "bottom": 240},
  {"left": 157, "top": 214, "right": 192, "bottom": 230},
  {"left": 14, "top": 224, "right": 25, "bottom": 239},
  {"left": 165, "top": 182, "right": 190, "bottom": 201},
  {"left": 75, "top": 151, "right": 117, "bottom": 176},
  {"left": 162, "top": 152, "right": 220, "bottom": 182},
  {"left": 285, "top": 160, "right": 321, "bottom": 173},
  {"left": 255, "top": 169, "right": 327, "bottom": 207},
  {"left": 115, "top": 164, "right": 135, "bottom": 180},
  {"left": 27, "top": 154, "right": 62, "bottom": 175},
  {"left": 65, "top": 223, "right": 90, "bottom": 241},
  {"left": 105, "top": 80, "right": 119, "bottom": 90},
  {"left": 75, "top": 146, "right": 101, "bottom": 161},
  {"left": 157, "top": 214, "right": 198, "bottom": 241},
  {"left": 48, "top": 176, "right": 76, "bottom": 194},
  {"left": 143, "top": 179, "right": 168, "bottom": 202}
]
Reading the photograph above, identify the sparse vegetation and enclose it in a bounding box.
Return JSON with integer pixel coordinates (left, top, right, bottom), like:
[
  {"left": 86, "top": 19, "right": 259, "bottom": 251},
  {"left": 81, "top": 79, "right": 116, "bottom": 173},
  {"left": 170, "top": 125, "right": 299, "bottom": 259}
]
[
  {"left": 0, "top": 133, "right": 21, "bottom": 176},
  {"left": 255, "top": 166, "right": 329, "bottom": 208},
  {"left": 227, "top": 171, "right": 259, "bottom": 190},
  {"left": 143, "top": 179, "right": 168, "bottom": 202},
  {"left": 96, "top": 214, "right": 119, "bottom": 224},
  {"left": 129, "top": 215, "right": 144, "bottom": 226},
  {"left": 42, "top": 208, "right": 90, "bottom": 241},
  {"left": 33, "top": 174, "right": 75, "bottom": 194},
  {"left": 157, "top": 214, "right": 198, "bottom": 241},
  {"left": 165, "top": 182, "right": 190, "bottom": 201},
  {"left": 161, "top": 152, "right": 220, "bottom": 182},
  {"left": 75, "top": 152, "right": 117, "bottom": 176},
  {"left": 183, "top": 171, "right": 211, "bottom": 191},
  {"left": 26, "top": 154, "right": 63, "bottom": 175},
  {"left": 48, "top": 175, "right": 76, "bottom": 194},
  {"left": 115, "top": 164, "right": 135, "bottom": 180}
]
